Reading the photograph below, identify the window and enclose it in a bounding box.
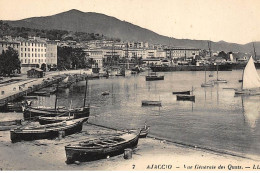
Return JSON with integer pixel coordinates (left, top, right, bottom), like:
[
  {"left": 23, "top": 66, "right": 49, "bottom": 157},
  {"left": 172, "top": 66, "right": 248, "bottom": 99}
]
[
  {"left": 28, "top": 59, "right": 30, "bottom": 63},
  {"left": 25, "top": 53, "right": 26, "bottom": 57},
  {"left": 32, "top": 43, "right": 33, "bottom": 46},
  {"left": 38, "top": 49, "right": 40, "bottom": 52},
  {"left": 41, "top": 49, "right": 43, "bottom": 52},
  {"left": 25, "top": 42, "right": 27, "bottom": 46},
  {"left": 28, "top": 53, "right": 30, "bottom": 57},
  {"left": 38, "top": 54, "right": 40, "bottom": 57},
  {"left": 21, "top": 59, "right": 23, "bottom": 63},
  {"left": 28, "top": 43, "right": 30, "bottom": 46},
  {"left": 25, "top": 48, "right": 26, "bottom": 51},
  {"left": 21, "top": 53, "right": 23, "bottom": 57},
  {"left": 38, "top": 59, "right": 40, "bottom": 63},
  {"left": 32, "top": 59, "right": 33, "bottom": 63},
  {"left": 35, "top": 53, "right": 37, "bottom": 57},
  {"left": 21, "top": 42, "right": 23, "bottom": 46},
  {"left": 25, "top": 59, "right": 27, "bottom": 63},
  {"left": 21, "top": 48, "right": 23, "bottom": 51},
  {"left": 28, "top": 48, "right": 30, "bottom": 51},
  {"left": 17, "top": 45, "right": 18, "bottom": 48},
  {"left": 32, "top": 48, "right": 33, "bottom": 52},
  {"left": 31, "top": 53, "right": 33, "bottom": 57},
  {"left": 35, "top": 48, "right": 37, "bottom": 52}
]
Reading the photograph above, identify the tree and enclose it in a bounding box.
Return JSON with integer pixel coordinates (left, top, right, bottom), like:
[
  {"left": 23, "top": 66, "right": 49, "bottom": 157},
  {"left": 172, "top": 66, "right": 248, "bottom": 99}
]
[{"left": 0, "top": 47, "right": 21, "bottom": 76}]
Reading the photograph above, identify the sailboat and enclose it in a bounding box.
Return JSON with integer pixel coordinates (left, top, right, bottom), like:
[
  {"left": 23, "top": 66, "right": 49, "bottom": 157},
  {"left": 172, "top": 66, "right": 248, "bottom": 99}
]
[
  {"left": 213, "top": 64, "right": 227, "bottom": 83},
  {"left": 23, "top": 79, "right": 90, "bottom": 120},
  {"left": 201, "top": 67, "right": 214, "bottom": 87},
  {"left": 235, "top": 56, "right": 260, "bottom": 95}
]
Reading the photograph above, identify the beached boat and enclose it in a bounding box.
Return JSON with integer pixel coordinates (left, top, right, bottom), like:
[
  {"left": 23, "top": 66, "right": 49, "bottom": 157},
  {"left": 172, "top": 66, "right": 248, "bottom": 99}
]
[
  {"left": 176, "top": 95, "right": 195, "bottom": 102},
  {"left": 65, "top": 131, "right": 140, "bottom": 164},
  {"left": 139, "top": 126, "right": 149, "bottom": 138},
  {"left": 23, "top": 106, "right": 90, "bottom": 120},
  {"left": 0, "top": 119, "right": 22, "bottom": 131},
  {"left": 172, "top": 91, "right": 190, "bottom": 95},
  {"left": 235, "top": 56, "right": 260, "bottom": 95},
  {"left": 38, "top": 115, "right": 89, "bottom": 125},
  {"left": 146, "top": 72, "right": 164, "bottom": 81},
  {"left": 24, "top": 79, "right": 90, "bottom": 120},
  {"left": 142, "top": 100, "right": 162, "bottom": 106},
  {"left": 10, "top": 118, "right": 87, "bottom": 143}
]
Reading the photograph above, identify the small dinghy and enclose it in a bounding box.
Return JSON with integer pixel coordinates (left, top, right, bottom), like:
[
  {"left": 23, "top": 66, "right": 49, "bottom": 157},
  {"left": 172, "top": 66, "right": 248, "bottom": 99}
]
[{"left": 142, "top": 100, "right": 162, "bottom": 106}]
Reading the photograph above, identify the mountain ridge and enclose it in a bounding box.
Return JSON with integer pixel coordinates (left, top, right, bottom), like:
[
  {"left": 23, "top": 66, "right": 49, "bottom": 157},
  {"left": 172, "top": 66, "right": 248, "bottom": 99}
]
[{"left": 4, "top": 9, "right": 260, "bottom": 54}]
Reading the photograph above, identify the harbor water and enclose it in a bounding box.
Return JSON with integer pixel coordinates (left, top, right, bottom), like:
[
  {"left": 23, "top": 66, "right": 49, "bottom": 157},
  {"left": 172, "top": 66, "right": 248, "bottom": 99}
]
[{"left": 1, "top": 70, "right": 260, "bottom": 159}]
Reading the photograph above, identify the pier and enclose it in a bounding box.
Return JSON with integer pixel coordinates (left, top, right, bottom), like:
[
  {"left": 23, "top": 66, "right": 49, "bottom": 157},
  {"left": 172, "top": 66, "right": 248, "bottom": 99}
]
[{"left": 0, "top": 70, "right": 92, "bottom": 108}]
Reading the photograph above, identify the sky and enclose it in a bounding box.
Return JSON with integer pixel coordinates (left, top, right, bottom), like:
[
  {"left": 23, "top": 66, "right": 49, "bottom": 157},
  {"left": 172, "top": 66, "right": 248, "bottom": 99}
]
[{"left": 0, "top": 0, "right": 260, "bottom": 44}]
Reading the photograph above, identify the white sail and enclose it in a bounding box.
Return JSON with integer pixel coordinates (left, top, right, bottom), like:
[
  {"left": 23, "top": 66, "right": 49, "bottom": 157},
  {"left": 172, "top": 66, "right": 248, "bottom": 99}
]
[{"left": 242, "top": 56, "right": 260, "bottom": 90}]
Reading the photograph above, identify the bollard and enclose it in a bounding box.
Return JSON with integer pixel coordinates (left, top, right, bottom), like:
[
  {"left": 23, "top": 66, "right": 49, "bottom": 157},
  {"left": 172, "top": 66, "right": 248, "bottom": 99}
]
[
  {"left": 58, "top": 130, "right": 65, "bottom": 139},
  {"left": 124, "top": 148, "right": 132, "bottom": 159}
]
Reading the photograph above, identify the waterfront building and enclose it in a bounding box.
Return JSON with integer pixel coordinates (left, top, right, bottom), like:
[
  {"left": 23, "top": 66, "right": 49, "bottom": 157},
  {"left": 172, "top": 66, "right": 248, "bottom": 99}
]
[
  {"left": 46, "top": 41, "right": 58, "bottom": 67},
  {"left": 165, "top": 47, "right": 200, "bottom": 59},
  {"left": 0, "top": 40, "right": 20, "bottom": 56},
  {"left": 84, "top": 48, "right": 104, "bottom": 68}
]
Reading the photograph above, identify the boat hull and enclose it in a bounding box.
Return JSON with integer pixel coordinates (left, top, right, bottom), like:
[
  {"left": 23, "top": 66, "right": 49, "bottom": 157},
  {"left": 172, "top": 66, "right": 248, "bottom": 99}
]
[
  {"left": 142, "top": 101, "right": 162, "bottom": 106},
  {"left": 10, "top": 119, "right": 85, "bottom": 143},
  {"left": 146, "top": 76, "right": 164, "bottom": 81},
  {"left": 23, "top": 107, "right": 90, "bottom": 120},
  {"left": 39, "top": 117, "right": 89, "bottom": 125},
  {"left": 65, "top": 133, "right": 139, "bottom": 164}
]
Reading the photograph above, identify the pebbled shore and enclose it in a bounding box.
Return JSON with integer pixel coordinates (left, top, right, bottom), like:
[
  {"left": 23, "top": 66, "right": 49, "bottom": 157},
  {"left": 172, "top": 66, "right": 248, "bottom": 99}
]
[{"left": 0, "top": 122, "right": 257, "bottom": 171}]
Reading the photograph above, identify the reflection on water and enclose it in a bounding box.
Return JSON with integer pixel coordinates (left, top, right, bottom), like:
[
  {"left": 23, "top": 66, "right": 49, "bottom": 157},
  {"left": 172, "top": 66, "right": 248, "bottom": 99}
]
[
  {"left": 242, "top": 96, "right": 260, "bottom": 129},
  {"left": 1, "top": 70, "right": 260, "bottom": 158}
]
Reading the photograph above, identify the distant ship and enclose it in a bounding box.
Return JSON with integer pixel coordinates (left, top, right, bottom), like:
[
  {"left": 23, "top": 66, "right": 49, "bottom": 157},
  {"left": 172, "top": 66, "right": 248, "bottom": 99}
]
[{"left": 150, "top": 63, "right": 232, "bottom": 72}]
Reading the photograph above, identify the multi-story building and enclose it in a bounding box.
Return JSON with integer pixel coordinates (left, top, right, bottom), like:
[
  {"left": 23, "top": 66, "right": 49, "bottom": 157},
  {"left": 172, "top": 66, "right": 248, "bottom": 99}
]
[
  {"left": 84, "top": 48, "right": 104, "bottom": 68},
  {"left": 0, "top": 40, "right": 20, "bottom": 56},
  {"left": 46, "top": 41, "right": 58, "bottom": 66},
  {"left": 1, "top": 36, "right": 57, "bottom": 73},
  {"left": 165, "top": 47, "right": 200, "bottom": 59}
]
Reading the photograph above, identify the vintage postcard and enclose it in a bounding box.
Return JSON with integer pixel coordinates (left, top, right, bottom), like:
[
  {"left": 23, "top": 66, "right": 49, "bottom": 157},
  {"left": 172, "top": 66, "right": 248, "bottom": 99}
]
[{"left": 0, "top": 0, "right": 260, "bottom": 171}]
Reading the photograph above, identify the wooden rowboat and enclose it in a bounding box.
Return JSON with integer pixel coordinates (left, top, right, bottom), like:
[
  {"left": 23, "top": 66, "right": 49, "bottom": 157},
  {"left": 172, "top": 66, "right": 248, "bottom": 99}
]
[
  {"left": 10, "top": 118, "right": 87, "bottom": 143},
  {"left": 139, "top": 126, "right": 150, "bottom": 138},
  {"left": 23, "top": 106, "right": 90, "bottom": 120},
  {"left": 65, "top": 131, "right": 140, "bottom": 164},
  {"left": 0, "top": 119, "right": 22, "bottom": 131},
  {"left": 38, "top": 115, "right": 89, "bottom": 125}
]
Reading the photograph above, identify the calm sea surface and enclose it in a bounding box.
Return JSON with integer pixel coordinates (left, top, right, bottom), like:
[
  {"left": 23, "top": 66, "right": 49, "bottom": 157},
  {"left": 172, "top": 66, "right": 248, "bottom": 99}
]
[{"left": 1, "top": 70, "right": 260, "bottom": 158}]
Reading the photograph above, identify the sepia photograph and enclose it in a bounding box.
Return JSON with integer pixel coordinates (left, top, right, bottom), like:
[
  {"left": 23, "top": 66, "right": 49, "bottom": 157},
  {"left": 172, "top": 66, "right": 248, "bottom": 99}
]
[{"left": 0, "top": 0, "right": 260, "bottom": 171}]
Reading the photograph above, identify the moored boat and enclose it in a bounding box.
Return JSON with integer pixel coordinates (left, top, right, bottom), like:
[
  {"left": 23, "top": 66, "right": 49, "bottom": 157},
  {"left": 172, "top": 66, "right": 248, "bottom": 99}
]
[
  {"left": 172, "top": 91, "right": 190, "bottom": 95},
  {"left": 65, "top": 131, "right": 140, "bottom": 164},
  {"left": 235, "top": 56, "right": 260, "bottom": 95},
  {"left": 176, "top": 94, "right": 195, "bottom": 102},
  {"left": 142, "top": 100, "right": 162, "bottom": 106},
  {"left": 146, "top": 72, "right": 164, "bottom": 81},
  {"left": 10, "top": 118, "right": 87, "bottom": 143}
]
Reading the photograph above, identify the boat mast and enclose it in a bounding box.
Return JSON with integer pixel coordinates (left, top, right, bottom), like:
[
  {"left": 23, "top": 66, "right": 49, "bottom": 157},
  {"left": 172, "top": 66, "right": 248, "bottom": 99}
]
[
  {"left": 83, "top": 78, "right": 88, "bottom": 107},
  {"left": 217, "top": 64, "right": 219, "bottom": 80},
  {"left": 54, "top": 82, "right": 59, "bottom": 110},
  {"left": 208, "top": 41, "right": 212, "bottom": 58},
  {"left": 253, "top": 42, "right": 257, "bottom": 59}
]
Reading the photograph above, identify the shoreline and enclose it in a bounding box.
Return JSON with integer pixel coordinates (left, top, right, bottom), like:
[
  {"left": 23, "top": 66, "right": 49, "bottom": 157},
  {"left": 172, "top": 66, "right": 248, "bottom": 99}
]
[{"left": 0, "top": 122, "right": 258, "bottom": 171}]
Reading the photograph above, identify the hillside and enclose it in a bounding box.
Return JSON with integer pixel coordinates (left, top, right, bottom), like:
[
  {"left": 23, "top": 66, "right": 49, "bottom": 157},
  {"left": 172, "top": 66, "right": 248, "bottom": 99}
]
[{"left": 4, "top": 9, "right": 260, "bottom": 54}]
